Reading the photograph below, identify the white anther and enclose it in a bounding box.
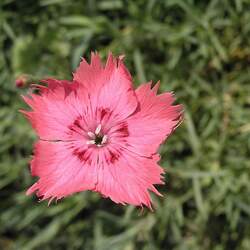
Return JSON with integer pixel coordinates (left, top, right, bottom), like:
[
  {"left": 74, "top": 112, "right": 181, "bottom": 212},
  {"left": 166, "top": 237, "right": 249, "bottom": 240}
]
[
  {"left": 86, "top": 140, "right": 95, "bottom": 145},
  {"left": 101, "top": 135, "right": 108, "bottom": 144},
  {"left": 95, "top": 124, "right": 102, "bottom": 135},
  {"left": 87, "top": 131, "right": 95, "bottom": 139}
]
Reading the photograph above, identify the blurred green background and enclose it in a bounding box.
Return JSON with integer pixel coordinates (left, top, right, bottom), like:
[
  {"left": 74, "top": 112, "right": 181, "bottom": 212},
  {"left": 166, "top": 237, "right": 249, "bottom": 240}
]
[{"left": 1, "top": 0, "right": 250, "bottom": 249}]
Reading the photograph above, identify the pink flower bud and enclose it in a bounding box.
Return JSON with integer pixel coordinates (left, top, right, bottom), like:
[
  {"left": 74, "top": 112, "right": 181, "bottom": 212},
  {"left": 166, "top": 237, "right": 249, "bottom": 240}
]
[{"left": 15, "top": 75, "right": 28, "bottom": 88}]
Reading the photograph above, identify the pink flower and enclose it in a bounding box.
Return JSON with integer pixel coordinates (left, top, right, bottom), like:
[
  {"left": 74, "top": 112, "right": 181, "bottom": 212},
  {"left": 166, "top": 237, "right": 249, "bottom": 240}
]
[{"left": 21, "top": 53, "right": 183, "bottom": 208}]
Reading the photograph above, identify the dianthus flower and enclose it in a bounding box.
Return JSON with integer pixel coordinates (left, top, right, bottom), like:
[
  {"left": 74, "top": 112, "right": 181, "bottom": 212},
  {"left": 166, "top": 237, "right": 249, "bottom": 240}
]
[{"left": 21, "top": 53, "right": 182, "bottom": 208}]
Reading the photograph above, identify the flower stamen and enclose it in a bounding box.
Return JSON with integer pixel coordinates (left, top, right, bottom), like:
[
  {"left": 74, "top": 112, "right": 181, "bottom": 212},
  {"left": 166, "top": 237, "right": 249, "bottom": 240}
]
[
  {"left": 95, "top": 124, "right": 102, "bottom": 135},
  {"left": 86, "top": 140, "right": 95, "bottom": 145},
  {"left": 87, "top": 131, "right": 95, "bottom": 139},
  {"left": 101, "top": 135, "right": 108, "bottom": 144},
  {"left": 86, "top": 124, "right": 108, "bottom": 147}
]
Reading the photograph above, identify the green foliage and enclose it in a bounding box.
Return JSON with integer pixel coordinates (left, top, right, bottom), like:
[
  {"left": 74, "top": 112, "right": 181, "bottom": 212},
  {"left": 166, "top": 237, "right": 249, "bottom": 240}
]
[{"left": 1, "top": 0, "right": 250, "bottom": 249}]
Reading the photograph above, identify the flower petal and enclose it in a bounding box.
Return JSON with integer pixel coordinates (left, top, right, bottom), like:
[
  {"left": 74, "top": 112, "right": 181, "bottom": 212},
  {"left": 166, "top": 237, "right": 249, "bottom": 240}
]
[
  {"left": 94, "top": 148, "right": 164, "bottom": 208},
  {"left": 21, "top": 79, "right": 89, "bottom": 141},
  {"left": 74, "top": 53, "right": 138, "bottom": 122},
  {"left": 125, "top": 82, "right": 183, "bottom": 157},
  {"left": 73, "top": 52, "right": 103, "bottom": 91},
  {"left": 27, "top": 140, "right": 98, "bottom": 200}
]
